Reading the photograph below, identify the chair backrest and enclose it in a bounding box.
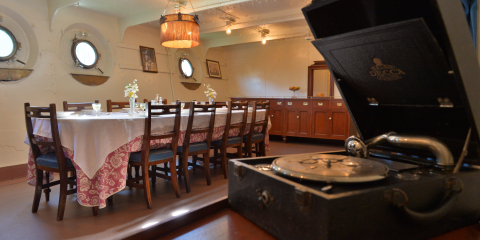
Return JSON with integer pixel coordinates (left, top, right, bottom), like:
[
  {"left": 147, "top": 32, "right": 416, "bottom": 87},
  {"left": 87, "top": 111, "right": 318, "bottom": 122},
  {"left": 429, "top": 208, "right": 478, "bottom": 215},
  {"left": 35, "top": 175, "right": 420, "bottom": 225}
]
[
  {"left": 106, "top": 99, "right": 130, "bottom": 112},
  {"left": 182, "top": 101, "right": 216, "bottom": 150},
  {"left": 144, "top": 98, "right": 168, "bottom": 104},
  {"left": 63, "top": 100, "right": 99, "bottom": 111},
  {"left": 221, "top": 101, "right": 248, "bottom": 145},
  {"left": 247, "top": 101, "right": 270, "bottom": 139},
  {"left": 24, "top": 103, "right": 69, "bottom": 171},
  {"left": 141, "top": 102, "right": 182, "bottom": 158},
  {"left": 214, "top": 102, "right": 228, "bottom": 108}
]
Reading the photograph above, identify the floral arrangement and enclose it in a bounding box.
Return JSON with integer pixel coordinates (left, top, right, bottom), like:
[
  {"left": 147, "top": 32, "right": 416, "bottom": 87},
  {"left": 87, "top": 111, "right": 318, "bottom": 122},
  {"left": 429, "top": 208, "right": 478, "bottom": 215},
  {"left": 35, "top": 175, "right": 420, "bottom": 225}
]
[
  {"left": 289, "top": 86, "right": 300, "bottom": 90},
  {"left": 204, "top": 84, "right": 217, "bottom": 99},
  {"left": 124, "top": 79, "right": 139, "bottom": 98}
]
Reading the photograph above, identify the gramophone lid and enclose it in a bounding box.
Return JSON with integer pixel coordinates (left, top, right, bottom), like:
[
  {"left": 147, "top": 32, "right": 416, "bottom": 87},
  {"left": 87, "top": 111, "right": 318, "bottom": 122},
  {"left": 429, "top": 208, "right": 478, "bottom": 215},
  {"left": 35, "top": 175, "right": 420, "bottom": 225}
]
[
  {"left": 272, "top": 154, "right": 389, "bottom": 183},
  {"left": 303, "top": 0, "right": 480, "bottom": 161}
]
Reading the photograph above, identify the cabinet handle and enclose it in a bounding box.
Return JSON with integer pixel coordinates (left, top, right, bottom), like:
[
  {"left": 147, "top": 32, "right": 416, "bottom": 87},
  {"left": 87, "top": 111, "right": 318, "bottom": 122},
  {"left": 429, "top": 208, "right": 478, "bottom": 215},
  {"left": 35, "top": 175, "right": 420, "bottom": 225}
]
[
  {"left": 271, "top": 115, "right": 274, "bottom": 118},
  {"left": 303, "top": 102, "right": 308, "bottom": 105},
  {"left": 337, "top": 103, "right": 343, "bottom": 107},
  {"left": 318, "top": 102, "right": 323, "bottom": 106},
  {"left": 287, "top": 102, "right": 292, "bottom": 105},
  {"left": 277, "top": 102, "right": 282, "bottom": 105},
  {"left": 329, "top": 117, "right": 332, "bottom": 120},
  {"left": 297, "top": 116, "right": 299, "bottom": 119}
]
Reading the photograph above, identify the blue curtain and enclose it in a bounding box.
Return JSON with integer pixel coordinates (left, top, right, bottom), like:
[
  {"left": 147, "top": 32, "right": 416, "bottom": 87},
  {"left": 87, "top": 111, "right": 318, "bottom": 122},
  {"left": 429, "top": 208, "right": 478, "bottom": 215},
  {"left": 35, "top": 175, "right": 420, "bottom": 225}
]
[{"left": 462, "top": 0, "right": 478, "bottom": 48}]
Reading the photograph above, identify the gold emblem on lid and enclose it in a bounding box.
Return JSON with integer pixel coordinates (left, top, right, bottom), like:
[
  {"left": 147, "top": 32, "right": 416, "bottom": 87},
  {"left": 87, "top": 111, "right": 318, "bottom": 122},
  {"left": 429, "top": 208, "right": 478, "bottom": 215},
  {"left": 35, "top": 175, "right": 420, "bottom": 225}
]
[{"left": 369, "top": 58, "right": 405, "bottom": 81}]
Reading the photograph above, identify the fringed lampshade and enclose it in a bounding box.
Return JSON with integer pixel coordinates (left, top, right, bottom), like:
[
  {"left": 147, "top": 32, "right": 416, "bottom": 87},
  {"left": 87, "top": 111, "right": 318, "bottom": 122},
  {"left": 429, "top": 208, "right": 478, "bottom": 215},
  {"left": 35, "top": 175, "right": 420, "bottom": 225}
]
[{"left": 160, "top": 13, "right": 200, "bottom": 49}]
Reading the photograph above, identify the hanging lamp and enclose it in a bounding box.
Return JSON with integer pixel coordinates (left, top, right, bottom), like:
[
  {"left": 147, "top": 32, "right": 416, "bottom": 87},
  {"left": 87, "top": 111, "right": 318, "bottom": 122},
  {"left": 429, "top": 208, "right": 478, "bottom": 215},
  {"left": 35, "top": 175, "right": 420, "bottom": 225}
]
[{"left": 159, "top": 0, "right": 200, "bottom": 48}]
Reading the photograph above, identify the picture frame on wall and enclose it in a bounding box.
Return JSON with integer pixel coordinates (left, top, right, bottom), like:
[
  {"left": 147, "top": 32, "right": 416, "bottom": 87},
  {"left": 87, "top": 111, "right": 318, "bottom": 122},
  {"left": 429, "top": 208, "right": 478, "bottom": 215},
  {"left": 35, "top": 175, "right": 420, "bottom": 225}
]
[
  {"left": 206, "top": 59, "right": 222, "bottom": 78},
  {"left": 140, "top": 46, "right": 158, "bottom": 73}
]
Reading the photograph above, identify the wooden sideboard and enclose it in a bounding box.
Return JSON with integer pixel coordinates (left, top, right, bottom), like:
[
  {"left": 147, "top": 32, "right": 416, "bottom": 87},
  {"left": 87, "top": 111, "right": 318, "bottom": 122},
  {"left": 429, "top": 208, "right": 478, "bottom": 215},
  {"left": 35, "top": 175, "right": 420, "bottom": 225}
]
[{"left": 231, "top": 97, "right": 351, "bottom": 142}]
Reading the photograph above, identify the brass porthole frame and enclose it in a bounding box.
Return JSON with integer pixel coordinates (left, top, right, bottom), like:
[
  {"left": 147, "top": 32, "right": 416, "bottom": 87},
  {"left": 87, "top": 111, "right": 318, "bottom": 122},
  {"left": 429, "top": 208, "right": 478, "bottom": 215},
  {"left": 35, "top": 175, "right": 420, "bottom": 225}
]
[
  {"left": 71, "top": 39, "right": 99, "bottom": 69},
  {"left": 0, "top": 26, "right": 19, "bottom": 62}
]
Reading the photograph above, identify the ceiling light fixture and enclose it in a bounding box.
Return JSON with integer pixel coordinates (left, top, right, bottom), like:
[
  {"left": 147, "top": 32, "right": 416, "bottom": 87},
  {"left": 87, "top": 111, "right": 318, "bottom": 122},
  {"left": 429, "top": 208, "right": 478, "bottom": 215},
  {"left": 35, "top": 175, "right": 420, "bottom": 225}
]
[
  {"left": 260, "top": 29, "right": 269, "bottom": 45},
  {"left": 225, "top": 18, "right": 236, "bottom": 35},
  {"left": 159, "top": 0, "right": 200, "bottom": 48}
]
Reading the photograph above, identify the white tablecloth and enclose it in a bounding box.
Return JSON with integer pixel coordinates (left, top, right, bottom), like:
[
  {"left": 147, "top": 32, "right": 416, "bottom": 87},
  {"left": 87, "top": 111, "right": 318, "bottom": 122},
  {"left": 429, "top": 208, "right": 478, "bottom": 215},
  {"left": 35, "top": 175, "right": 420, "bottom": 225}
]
[{"left": 25, "top": 109, "right": 266, "bottom": 179}]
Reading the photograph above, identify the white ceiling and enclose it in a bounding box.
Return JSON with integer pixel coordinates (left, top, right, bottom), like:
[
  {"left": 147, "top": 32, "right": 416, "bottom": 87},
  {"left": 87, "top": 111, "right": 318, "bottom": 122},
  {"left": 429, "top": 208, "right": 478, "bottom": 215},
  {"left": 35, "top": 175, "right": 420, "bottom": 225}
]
[{"left": 61, "top": 0, "right": 312, "bottom": 46}]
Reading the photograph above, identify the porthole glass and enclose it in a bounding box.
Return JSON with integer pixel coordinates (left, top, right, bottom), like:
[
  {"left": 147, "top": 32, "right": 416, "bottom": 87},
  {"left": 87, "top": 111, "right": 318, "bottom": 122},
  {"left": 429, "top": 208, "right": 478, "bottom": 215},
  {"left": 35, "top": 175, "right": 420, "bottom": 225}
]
[
  {"left": 71, "top": 40, "right": 98, "bottom": 69},
  {"left": 0, "top": 26, "right": 18, "bottom": 61},
  {"left": 179, "top": 58, "right": 194, "bottom": 78}
]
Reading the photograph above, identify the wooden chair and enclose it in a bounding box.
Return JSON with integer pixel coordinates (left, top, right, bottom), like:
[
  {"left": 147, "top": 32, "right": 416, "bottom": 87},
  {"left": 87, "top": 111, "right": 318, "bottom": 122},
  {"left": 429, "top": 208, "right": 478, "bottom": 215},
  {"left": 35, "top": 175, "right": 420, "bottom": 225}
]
[
  {"left": 175, "top": 101, "right": 216, "bottom": 193},
  {"left": 214, "top": 102, "right": 228, "bottom": 108},
  {"left": 25, "top": 103, "right": 97, "bottom": 220},
  {"left": 126, "top": 102, "right": 181, "bottom": 209},
  {"left": 106, "top": 99, "right": 131, "bottom": 112},
  {"left": 211, "top": 101, "right": 249, "bottom": 179},
  {"left": 243, "top": 101, "right": 270, "bottom": 157},
  {"left": 144, "top": 98, "right": 167, "bottom": 104},
  {"left": 63, "top": 100, "right": 99, "bottom": 111}
]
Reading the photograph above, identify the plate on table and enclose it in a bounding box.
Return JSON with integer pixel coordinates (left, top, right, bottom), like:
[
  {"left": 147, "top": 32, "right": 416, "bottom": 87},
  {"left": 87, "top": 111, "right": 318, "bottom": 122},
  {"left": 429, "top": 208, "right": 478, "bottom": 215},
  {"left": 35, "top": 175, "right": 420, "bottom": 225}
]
[{"left": 56, "top": 111, "right": 74, "bottom": 118}]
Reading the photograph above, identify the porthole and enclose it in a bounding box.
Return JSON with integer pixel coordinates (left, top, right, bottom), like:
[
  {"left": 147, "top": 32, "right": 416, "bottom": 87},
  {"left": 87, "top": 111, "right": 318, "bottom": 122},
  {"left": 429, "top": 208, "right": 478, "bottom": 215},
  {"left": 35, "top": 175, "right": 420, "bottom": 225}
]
[
  {"left": 0, "top": 26, "right": 19, "bottom": 61},
  {"left": 179, "top": 57, "right": 194, "bottom": 78},
  {"left": 71, "top": 39, "right": 99, "bottom": 69}
]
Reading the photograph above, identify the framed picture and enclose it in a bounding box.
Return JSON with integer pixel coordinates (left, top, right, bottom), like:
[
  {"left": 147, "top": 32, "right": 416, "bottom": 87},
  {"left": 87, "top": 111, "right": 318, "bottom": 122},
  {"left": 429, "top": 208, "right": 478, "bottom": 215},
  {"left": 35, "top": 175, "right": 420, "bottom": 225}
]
[
  {"left": 140, "top": 46, "right": 158, "bottom": 73},
  {"left": 206, "top": 59, "right": 222, "bottom": 78}
]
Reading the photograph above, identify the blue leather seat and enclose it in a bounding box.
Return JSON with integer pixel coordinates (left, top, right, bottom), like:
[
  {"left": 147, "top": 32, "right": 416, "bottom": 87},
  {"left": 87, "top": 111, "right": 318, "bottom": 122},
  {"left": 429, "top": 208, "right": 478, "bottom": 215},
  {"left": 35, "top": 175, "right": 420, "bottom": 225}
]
[
  {"left": 129, "top": 148, "right": 174, "bottom": 163},
  {"left": 211, "top": 136, "right": 242, "bottom": 146},
  {"left": 177, "top": 142, "right": 208, "bottom": 153},
  {"left": 243, "top": 133, "right": 265, "bottom": 142},
  {"left": 36, "top": 153, "right": 74, "bottom": 169}
]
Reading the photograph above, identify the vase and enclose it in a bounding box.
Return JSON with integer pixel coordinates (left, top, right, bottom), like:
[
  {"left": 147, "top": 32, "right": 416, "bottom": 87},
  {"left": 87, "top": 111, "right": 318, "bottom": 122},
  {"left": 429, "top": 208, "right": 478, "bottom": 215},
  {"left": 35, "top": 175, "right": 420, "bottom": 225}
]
[
  {"left": 128, "top": 97, "right": 135, "bottom": 116},
  {"left": 209, "top": 97, "right": 214, "bottom": 104}
]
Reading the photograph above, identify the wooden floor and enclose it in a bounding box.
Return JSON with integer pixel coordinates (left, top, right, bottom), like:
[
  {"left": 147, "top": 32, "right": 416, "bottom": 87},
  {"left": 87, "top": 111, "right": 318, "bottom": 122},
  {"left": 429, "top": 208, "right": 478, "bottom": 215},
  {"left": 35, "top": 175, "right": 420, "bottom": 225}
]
[{"left": 0, "top": 137, "right": 343, "bottom": 240}]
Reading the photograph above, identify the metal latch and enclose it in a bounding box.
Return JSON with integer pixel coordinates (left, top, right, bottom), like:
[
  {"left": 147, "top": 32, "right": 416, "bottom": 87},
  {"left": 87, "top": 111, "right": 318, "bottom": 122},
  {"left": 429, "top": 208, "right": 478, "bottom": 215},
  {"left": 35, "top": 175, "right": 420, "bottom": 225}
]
[
  {"left": 438, "top": 98, "right": 453, "bottom": 108},
  {"left": 256, "top": 189, "right": 273, "bottom": 209},
  {"left": 277, "top": 102, "right": 282, "bottom": 105},
  {"left": 294, "top": 187, "right": 311, "bottom": 212},
  {"left": 303, "top": 102, "right": 308, "bottom": 105},
  {"left": 233, "top": 164, "right": 245, "bottom": 181}
]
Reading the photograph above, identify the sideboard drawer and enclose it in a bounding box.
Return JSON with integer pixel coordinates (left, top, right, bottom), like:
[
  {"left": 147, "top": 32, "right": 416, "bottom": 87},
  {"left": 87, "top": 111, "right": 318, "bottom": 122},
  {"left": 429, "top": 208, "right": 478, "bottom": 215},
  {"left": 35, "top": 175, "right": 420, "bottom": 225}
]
[{"left": 284, "top": 99, "right": 311, "bottom": 108}]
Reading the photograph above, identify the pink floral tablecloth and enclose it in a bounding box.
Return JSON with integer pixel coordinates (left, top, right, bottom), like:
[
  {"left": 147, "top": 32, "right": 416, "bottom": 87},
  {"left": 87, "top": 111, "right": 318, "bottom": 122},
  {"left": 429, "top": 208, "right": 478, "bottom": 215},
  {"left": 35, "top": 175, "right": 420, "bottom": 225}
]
[{"left": 27, "top": 125, "right": 268, "bottom": 208}]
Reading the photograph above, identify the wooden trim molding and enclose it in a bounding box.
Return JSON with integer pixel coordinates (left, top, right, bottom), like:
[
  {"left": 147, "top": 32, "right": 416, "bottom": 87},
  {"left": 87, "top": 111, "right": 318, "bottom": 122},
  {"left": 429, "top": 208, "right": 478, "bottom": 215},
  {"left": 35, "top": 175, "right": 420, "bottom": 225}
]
[
  {"left": 0, "top": 163, "right": 28, "bottom": 182},
  {"left": 71, "top": 73, "right": 109, "bottom": 86},
  {"left": 0, "top": 68, "right": 33, "bottom": 81}
]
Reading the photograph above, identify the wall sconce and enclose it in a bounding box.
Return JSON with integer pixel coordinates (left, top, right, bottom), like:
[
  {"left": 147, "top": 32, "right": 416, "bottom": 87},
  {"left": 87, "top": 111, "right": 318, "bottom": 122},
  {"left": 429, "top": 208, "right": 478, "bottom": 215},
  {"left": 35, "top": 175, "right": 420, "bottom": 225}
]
[
  {"left": 260, "top": 29, "right": 269, "bottom": 45},
  {"left": 225, "top": 18, "right": 235, "bottom": 35}
]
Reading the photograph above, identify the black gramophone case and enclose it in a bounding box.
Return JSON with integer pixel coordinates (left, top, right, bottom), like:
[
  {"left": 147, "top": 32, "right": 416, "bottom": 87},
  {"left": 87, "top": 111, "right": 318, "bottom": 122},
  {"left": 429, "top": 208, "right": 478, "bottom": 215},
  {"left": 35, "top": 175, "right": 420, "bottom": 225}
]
[{"left": 228, "top": 1, "right": 480, "bottom": 240}]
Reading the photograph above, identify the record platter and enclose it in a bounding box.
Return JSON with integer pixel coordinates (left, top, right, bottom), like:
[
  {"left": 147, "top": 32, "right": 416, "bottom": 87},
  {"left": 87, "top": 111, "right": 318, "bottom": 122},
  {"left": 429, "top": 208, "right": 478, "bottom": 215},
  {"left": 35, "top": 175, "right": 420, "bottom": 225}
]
[{"left": 272, "top": 153, "right": 389, "bottom": 183}]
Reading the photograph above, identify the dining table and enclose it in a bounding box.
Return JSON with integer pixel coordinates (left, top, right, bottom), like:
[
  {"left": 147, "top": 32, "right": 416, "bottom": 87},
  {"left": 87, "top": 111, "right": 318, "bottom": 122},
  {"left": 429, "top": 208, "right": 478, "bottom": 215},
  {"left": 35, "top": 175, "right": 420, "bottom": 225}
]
[{"left": 24, "top": 108, "right": 269, "bottom": 208}]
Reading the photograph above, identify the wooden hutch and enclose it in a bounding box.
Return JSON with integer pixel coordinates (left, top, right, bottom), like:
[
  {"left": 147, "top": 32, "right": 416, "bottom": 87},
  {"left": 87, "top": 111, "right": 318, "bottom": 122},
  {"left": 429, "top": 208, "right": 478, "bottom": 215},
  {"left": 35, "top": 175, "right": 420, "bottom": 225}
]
[{"left": 232, "top": 61, "right": 352, "bottom": 142}]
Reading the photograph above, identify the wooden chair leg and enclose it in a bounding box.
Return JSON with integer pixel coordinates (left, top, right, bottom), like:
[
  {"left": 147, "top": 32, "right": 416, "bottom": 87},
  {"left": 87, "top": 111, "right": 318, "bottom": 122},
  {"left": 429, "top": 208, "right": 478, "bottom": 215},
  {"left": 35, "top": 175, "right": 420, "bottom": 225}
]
[
  {"left": 192, "top": 155, "right": 197, "bottom": 173},
  {"left": 69, "top": 170, "right": 75, "bottom": 189},
  {"left": 92, "top": 207, "right": 98, "bottom": 216},
  {"left": 247, "top": 141, "right": 253, "bottom": 158},
  {"left": 32, "top": 169, "right": 44, "bottom": 213},
  {"left": 44, "top": 171, "right": 51, "bottom": 202},
  {"left": 107, "top": 196, "right": 113, "bottom": 205},
  {"left": 56, "top": 172, "right": 68, "bottom": 221},
  {"left": 135, "top": 166, "right": 140, "bottom": 179},
  {"left": 169, "top": 159, "right": 181, "bottom": 198},
  {"left": 260, "top": 141, "right": 266, "bottom": 157},
  {"left": 151, "top": 165, "right": 157, "bottom": 187},
  {"left": 221, "top": 148, "right": 228, "bottom": 179},
  {"left": 164, "top": 163, "right": 169, "bottom": 177},
  {"left": 213, "top": 147, "right": 219, "bottom": 169},
  {"left": 204, "top": 152, "right": 211, "bottom": 186},
  {"left": 182, "top": 153, "right": 191, "bottom": 193},
  {"left": 142, "top": 166, "right": 152, "bottom": 209},
  {"left": 127, "top": 164, "right": 133, "bottom": 180},
  {"left": 255, "top": 143, "right": 259, "bottom": 156}
]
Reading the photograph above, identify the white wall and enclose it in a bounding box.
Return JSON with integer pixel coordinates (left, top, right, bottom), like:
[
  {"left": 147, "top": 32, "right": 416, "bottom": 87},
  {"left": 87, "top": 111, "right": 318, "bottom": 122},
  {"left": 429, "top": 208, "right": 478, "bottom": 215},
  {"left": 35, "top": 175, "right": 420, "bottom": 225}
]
[
  {"left": 223, "top": 37, "right": 340, "bottom": 98},
  {"left": 0, "top": 0, "right": 230, "bottom": 168}
]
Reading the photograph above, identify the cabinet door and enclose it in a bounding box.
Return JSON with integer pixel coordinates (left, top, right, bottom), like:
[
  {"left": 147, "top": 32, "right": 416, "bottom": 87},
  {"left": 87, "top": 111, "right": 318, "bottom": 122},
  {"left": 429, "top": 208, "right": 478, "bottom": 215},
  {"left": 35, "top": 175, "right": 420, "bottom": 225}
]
[
  {"left": 284, "top": 109, "right": 298, "bottom": 136},
  {"left": 269, "top": 108, "right": 284, "bottom": 135},
  {"left": 298, "top": 109, "right": 310, "bottom": 137},
  {"left": 311, "top": 109, "right": 329, "bottom": 138},
  {"left": 330, "top": 109, "right": 350, "bottom": 140}
]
